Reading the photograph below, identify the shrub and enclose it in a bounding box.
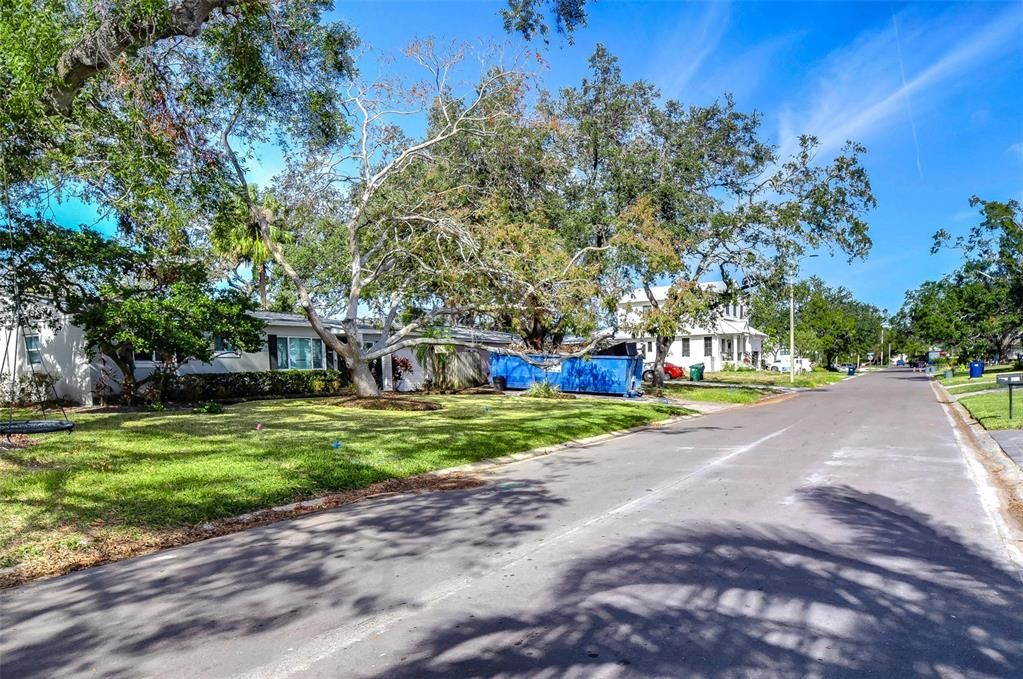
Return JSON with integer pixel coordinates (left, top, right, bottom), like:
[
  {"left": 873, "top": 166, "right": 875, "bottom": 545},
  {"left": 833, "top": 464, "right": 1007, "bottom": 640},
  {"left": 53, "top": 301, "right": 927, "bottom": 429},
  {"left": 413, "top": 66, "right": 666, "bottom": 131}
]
[
  {"left": 393, "top": 355, "right": 414, "bottom": 382},
  {"left": 146, "top": 402, "right": 166, "bottom": 412},
  {"left": 1013, "top": 359, "right": 1023, "bottom": 371},
  {"left": 191, "top": 401, "right": 225, "bottom": 414},
  {"left": 524, "top": 381, "right": 573, "bottom": 399},
  {"left": 167, "top": 369, "right": 351, "bottom": 403},
  {"left": 0, "top": 372, "right": 61, "bottom": 406}
]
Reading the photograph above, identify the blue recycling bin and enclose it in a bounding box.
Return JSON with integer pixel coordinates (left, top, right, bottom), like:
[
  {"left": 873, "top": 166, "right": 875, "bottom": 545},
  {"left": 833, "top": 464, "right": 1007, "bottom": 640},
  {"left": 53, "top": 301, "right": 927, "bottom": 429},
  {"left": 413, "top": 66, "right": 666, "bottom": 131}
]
[
  {"left": 969, "top": 361, "right": 985, "bottom": 379},
  {"left": 847, "top": 365, "right": 856, "bottom": 376}
]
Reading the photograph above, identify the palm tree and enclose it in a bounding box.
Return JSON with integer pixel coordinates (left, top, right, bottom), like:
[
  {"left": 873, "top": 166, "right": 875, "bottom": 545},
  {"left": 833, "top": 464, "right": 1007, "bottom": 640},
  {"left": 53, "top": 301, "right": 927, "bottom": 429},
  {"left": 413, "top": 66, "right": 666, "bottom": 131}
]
[{"left": 211, "top": 187, "right": 289, "bottom": 310}]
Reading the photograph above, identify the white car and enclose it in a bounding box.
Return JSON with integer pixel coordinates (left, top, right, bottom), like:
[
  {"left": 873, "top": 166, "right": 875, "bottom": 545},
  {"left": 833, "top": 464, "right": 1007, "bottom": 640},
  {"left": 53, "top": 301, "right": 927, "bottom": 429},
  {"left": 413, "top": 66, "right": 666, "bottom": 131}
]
[{"left": 768, "top": 357, "right": 812, "bottom": 373}]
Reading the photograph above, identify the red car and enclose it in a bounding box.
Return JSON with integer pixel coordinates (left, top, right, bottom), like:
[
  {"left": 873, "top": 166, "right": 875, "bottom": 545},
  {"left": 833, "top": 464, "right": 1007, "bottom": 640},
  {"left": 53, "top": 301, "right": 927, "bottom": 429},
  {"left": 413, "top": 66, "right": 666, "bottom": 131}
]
[{"left": 642, "top": 362, "right": 686, "bottom": 382}]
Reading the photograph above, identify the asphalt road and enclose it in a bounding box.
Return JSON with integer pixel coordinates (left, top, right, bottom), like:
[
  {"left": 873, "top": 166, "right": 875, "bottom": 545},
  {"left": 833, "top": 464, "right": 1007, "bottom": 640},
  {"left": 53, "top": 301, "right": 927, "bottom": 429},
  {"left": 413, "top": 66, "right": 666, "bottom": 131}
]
[{"left": 3, "top": 369, "right": 1022, "bottom": 678}]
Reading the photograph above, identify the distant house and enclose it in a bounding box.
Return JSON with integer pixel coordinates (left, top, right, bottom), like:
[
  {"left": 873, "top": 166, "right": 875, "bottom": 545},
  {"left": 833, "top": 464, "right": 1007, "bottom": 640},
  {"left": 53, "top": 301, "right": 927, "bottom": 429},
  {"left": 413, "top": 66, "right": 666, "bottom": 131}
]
[
  {"left": 617, "top": 283, "right": 768, "bottom": 372},
  {"left": 1, "top": 310, "right": 514, "bottom": 405}
]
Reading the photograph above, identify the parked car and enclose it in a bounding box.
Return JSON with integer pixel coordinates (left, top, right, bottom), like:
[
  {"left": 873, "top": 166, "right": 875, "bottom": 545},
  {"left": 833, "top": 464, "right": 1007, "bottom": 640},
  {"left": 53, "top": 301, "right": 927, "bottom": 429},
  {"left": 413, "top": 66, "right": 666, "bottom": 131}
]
[
  {"left": 830, "top": 362, "right": 856, "bottom": 373},
  {"left": 768, "top": 357, "right": 811, "bottom": 373},
  {"left": 642, "top": 362, "right": 686, "bottom": 382}
]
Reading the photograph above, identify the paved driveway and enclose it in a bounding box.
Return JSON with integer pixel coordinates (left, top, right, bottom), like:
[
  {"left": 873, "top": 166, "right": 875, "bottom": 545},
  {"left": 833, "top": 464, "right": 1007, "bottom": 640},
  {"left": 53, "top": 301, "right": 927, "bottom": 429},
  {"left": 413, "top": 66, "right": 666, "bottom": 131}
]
[{"left": 2, "top": 370, "right": 1021, "bottom": 678}]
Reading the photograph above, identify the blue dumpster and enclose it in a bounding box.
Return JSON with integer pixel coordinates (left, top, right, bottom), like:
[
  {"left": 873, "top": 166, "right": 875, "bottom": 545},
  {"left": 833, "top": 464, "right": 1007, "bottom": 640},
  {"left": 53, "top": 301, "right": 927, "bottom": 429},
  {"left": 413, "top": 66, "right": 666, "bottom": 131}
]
[
  {"left": 490, "top": 354, "right": 644, "bottom": 396},
  {"left": 847, "top": 365, "right": 856, "bottom": 376},
  {"left": 969, "top": 361, "right": 985, "bottom": 379}
]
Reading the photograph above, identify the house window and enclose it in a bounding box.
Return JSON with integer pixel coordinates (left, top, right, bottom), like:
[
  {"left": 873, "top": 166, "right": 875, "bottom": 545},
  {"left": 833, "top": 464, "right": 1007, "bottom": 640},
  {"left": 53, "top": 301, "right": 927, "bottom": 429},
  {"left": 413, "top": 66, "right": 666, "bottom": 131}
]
[
  {"left": 276, "top": 337, "right": 324, "bottom": 370},
  {"left": 134, "top": 348, "right": 156, "bottom": 363},
  {"left": 214, "top": 336, "right": 236, "bottom": 353},
  {"left": 646, "top": 341, "right": 653, "bottom": 353},
  {"left": 703, "top": 336, "right": 712, "bottom": 357},
  {"left": 133, "top": 349, "right": 174, "bottom": 364},
  {"left": 24, "top": 335, "right": 42, "bottom": 365},
  {"left": 680, "top": 338, "right": 690, "bottom": 357}
]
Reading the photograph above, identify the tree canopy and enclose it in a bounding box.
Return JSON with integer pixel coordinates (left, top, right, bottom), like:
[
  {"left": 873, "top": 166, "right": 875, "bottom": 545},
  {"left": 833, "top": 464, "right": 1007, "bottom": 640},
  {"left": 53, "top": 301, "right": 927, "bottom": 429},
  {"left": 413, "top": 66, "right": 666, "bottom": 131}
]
[{"left": 898, "top": 197, "right": 1022, "bottom": 363}]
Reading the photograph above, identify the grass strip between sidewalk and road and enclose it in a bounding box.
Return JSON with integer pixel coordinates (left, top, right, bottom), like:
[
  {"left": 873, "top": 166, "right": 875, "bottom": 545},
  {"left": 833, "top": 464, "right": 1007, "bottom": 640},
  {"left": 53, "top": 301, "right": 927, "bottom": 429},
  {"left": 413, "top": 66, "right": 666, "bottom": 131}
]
[
  {"left": 0, "top": 395, "right": 691, "bottom": 583},
  {"left": 938, "top": 364, "right": 1016, "bottom": 387},
  {"left": 945, "top": 381, "right": 1000, "bottom": 396},
  {"left": 701, "top": 370, "right": 847, "bottom": 389},
  {"left": 662, "top": 383, "right": 770, "bottom": 404}
]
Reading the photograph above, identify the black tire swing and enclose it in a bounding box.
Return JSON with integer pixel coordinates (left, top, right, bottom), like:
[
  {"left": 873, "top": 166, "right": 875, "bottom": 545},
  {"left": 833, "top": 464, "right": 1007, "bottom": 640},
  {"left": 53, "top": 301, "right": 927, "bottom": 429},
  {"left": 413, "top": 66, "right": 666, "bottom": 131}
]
[{"left": 1, "top": 155, "right": 75, "bottom": 439}]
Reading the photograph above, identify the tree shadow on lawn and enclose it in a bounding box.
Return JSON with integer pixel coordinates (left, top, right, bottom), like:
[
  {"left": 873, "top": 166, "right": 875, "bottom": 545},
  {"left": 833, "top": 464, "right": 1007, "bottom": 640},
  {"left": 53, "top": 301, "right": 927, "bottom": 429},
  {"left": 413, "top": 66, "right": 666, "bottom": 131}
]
[
  {"left": 0, "top": 478, "right": 567, "bottom": 678},
  {"left": 379, "top": 485, "right": 1023, "bottom": 678}
]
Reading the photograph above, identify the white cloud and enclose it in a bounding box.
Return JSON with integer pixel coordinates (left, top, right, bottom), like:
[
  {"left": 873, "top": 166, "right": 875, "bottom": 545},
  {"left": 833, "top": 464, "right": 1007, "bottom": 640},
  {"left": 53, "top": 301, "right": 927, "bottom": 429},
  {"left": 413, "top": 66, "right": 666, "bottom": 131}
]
[
  {"left": 650, "top": 1, "right": 732, "bottom": 98},
  {"left": 778, "top": 5, "right": 1023, "bottom": 159},
  {"left": 1009, "top": 142, "right": 1023, "bottom": 160}
]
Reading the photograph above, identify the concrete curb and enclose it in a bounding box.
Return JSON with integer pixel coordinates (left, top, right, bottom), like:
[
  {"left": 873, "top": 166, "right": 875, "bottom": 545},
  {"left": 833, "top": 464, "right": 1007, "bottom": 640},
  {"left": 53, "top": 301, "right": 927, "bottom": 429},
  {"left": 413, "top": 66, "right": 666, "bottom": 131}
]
[
  {"left": 931, "top": 379, "right": 1023, "bottom": 572},
  {"left": 933, "top": 379, "right": 1023, "bottom": 475}
]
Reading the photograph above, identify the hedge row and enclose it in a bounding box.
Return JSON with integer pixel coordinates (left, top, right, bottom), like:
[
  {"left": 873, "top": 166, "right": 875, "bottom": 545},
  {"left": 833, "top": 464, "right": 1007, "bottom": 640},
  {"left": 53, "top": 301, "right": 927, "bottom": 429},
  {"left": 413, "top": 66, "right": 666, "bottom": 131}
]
[{"left": 167, "top": 369, "right": 351, "bottom": 403}]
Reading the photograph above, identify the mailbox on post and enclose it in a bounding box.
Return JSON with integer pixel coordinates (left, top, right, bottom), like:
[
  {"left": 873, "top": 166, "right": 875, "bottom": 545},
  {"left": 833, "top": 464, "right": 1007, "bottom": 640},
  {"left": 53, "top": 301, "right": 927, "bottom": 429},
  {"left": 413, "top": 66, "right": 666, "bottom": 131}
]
[{"left": 996, "top": 373, "right": 1023, "bottom": 419}]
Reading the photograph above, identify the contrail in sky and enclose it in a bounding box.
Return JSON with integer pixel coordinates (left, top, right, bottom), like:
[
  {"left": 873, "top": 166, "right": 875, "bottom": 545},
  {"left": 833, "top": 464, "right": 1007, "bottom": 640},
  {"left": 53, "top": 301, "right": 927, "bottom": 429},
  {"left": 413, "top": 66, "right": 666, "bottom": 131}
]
[{"left": 892, "top": 10, "right": 924, "bottom": 181}]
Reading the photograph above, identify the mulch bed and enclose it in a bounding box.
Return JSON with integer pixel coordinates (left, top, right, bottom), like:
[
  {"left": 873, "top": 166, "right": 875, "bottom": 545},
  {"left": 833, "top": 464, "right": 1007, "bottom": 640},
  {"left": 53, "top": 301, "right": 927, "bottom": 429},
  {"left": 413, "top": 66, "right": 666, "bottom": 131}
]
[{"left": 0, "top": 471, "right": 486, "bottom": 589}]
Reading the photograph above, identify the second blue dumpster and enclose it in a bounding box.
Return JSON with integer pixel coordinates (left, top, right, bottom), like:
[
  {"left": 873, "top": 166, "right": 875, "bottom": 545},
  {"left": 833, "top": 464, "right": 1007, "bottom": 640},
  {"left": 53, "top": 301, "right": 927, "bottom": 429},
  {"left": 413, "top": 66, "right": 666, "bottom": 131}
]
[{"left": 969, "top": 361, "right": 985, "bottom": 379}]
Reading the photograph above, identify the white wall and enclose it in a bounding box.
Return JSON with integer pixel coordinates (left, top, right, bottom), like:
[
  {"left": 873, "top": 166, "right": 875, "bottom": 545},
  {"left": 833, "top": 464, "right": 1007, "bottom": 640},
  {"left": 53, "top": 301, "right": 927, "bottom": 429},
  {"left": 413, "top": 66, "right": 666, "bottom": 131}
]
[
  {"left": 1, "top": 318, "right": 95, "bottom": 405},
  {"left": 3, "top": 318, "right": 498, "bottom": 402}
]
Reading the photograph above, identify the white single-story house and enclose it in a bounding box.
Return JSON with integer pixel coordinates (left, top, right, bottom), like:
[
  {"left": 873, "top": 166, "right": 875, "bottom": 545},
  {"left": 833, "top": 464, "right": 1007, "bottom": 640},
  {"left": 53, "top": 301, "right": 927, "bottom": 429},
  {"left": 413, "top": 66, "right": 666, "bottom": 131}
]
[
  {"left": 617, "top": 283, "right": 768, "bottom": 372},
  {"left": 1, "top": 310, "right": 514, "bottom": 405}
]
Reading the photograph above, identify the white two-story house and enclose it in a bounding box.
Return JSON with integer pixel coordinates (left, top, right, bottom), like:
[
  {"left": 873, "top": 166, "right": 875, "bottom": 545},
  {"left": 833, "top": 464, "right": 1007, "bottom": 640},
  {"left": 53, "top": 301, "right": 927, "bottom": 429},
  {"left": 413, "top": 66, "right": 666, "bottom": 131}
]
[{"left": 617, "top": 283, "right": 768, "bottom": 372}]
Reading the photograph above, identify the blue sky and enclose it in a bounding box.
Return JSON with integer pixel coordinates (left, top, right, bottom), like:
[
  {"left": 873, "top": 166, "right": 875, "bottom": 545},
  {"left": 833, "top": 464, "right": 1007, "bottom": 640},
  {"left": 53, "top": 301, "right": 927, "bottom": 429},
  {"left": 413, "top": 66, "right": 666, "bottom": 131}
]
[
  {"left": 47, "top": 0, "right": 1023, "bottom": 313},
  {"left": 328, "top": 0, "right": 1023, "bottom": 313}
]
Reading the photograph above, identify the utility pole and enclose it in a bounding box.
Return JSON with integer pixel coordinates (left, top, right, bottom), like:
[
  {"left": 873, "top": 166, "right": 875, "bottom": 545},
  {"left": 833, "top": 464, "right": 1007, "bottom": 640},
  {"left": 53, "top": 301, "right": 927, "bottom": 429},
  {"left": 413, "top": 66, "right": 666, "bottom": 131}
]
[
  {"left": 787, "top": 253, "right": 817, "bottom": 383},
  {"left": 880, "top": 325, "right": 885, "bottom": 366},
  {"left": 789, "top": 281, "right": 795, "bottom": 384}
]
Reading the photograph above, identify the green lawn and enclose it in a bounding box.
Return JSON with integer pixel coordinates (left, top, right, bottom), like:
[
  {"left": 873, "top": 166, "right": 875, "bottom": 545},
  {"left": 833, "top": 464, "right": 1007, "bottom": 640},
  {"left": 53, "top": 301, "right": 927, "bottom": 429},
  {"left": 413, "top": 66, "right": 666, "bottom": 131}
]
[
  {"left": 938, "top": 364, "right": 1016, "bottom": 387},
  {"left": 662, "top": 383, "right": 769, "bottom": 404},
  {"left": 959, "top": 390, "right": 1023, "bottom": 431},
  {"left": 0, "top": 395, "right": 689, "bottom": 577},
  {"left": 702, "top": 370, "right": 847, "bottom": 389}
]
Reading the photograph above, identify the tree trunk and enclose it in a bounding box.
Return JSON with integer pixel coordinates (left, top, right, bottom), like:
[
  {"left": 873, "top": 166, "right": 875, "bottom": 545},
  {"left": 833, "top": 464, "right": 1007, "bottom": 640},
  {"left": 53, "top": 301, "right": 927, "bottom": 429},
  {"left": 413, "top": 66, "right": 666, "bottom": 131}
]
[
  {"left": 652, "top": 335, "right": 671, "bottom": 389},
  {"left": 336, "top": 337, "right": 379, "bottom": 397},
  {"left": 108, "top": 348, "right": 139, "bottom": 405},
  {"left": 348, "top": 356, "right": 380, "bottom": 397},
  {"left": 256, "top": 262, "right": 268, "bottom": 310}
]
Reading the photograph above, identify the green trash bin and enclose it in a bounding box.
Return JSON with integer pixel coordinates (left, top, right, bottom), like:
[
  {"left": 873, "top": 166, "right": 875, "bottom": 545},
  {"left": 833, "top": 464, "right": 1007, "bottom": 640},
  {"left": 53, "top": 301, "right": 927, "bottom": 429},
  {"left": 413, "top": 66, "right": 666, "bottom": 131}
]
[{"left": 690, "top": 363, "right": 705, "bottom": 381}]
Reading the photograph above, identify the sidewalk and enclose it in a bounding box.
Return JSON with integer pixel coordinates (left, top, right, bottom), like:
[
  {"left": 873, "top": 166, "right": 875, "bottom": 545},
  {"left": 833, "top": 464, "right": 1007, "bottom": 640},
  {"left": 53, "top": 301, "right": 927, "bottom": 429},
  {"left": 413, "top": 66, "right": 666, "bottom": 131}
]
[{"left": 991, "top": 430, "right": 1023, "bottom": 469}]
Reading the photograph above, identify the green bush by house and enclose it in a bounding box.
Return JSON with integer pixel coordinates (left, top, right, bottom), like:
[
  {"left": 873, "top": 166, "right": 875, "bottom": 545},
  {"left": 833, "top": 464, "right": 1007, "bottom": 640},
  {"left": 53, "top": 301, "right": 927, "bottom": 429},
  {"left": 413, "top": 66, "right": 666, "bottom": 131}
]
[{"left": 168, "top": 369, "right": 351, "bottom": 403}]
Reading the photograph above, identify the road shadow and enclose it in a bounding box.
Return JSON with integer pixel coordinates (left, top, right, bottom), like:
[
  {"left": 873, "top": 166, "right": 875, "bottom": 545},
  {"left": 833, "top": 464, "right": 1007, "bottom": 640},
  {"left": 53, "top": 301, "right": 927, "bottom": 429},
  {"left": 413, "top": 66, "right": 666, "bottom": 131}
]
[
  {"left": 0, "top": 479, "right": 565, "bottom": 678},
  {"left": 380, "top": 485, "right": 1023, "bottom": 678}
]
